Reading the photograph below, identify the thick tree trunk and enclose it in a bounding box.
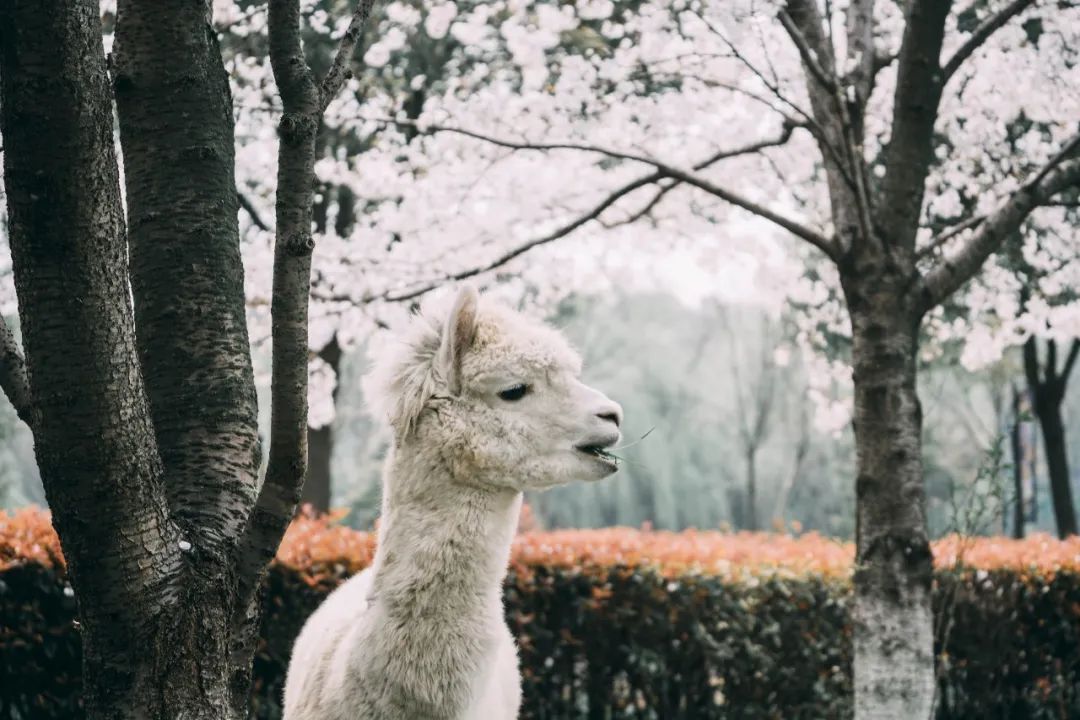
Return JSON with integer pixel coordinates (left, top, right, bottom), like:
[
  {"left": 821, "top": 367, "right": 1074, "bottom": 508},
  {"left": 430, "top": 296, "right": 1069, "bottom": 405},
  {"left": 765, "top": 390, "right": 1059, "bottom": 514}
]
[
  {"left": 0, "top": 2, "right": 240, "bottom": 717},
  {"left": 844, "top": 271, "right": 935, "bottom": 720},
  {"left": 1035, "top": 400, "right": 1077, "bottom": 538},
  {"left": 112, "top": 0, "right": 261, "bottom": 556},
  {"left": 111, "top": 0, "right": 264, "bottom": 710}
]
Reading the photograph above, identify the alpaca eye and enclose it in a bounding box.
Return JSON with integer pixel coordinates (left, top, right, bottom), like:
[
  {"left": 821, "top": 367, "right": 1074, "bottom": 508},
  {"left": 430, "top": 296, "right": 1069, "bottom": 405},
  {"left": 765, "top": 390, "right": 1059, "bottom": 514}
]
[{"left": 498, "top": 384, "right": 529, "bottom": 402}]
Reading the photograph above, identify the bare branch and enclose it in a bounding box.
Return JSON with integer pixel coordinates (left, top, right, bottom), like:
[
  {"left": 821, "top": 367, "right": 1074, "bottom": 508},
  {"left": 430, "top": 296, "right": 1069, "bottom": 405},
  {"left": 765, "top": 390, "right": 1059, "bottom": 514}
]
[
  {"left": 783, "top": 0, "right": 876, "bottom": 255},
  {"left": 374, "top": 117, "right": 837, "bottom": 257},
  {"left": 267, "top": 0, "right": 318, "bottom": 113},
  {"left": 320, "top": 0, "right": 378, "bottom": 110},
  {"left": 667, "top": 164, "right": 837, "bottom": 256},
  {"left": 877, "top": 0, "right": 953, "bottom": 251},
  {"left": 238, "top": 191, "right": 272, "bottom": 232},
  {"left": 920, "top": 135, "right": 1080, "bottom": 312},
  {"left": 0, "top": 315, "right": 32, "bottom": 426},
  {"left": 235, "top": 0, "right": 380, "bottom": 610},
  {"left": 1023, "top": 335, "right": 1040, "bottom": 391},
  {"left": 916, "top": 214, "right": 985, "bottom": 259},
  {"left": 381, "top": 117, "right": 670, "bottom": 167},
  {"left": 381, "top": 172, "right": 665, "bottom": 304},
  {"left": 351, "top": 126, "right": 834, "bottom": 305},
  {"left": 845, "top": 0, "right": 876, "bottom": 103},
  {"left": 778, "top": 10, "right": 837, "bottom": 93},
  {"left": 942, "top": 0, "right": 1037, "bottom": 83},
  {"left": 606, "top": 121, "right": 802, "bottom": 228},
  {"left": 1046, "top": 338, "right": 1058, "bottom": 384},
  {"left": 1062, "top": 339, "right": 1080, "bottom": 389},
  {"left": 600, "top": 179, "right": 677, "bottom": 229}
]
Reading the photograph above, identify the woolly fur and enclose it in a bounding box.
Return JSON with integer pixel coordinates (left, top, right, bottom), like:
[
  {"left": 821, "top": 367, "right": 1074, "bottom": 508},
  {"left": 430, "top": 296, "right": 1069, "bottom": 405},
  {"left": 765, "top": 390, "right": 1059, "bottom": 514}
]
[{"left": 284, "top": 287, "right": 622, "bottom": 720}]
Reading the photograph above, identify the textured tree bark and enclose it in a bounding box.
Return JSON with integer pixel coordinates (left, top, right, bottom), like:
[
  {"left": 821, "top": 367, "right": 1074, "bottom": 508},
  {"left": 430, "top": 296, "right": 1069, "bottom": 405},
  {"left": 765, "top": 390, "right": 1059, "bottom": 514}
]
[
  {"left": 1, "top": 0, "right": 378, "bottom": 715},
  {"left": 843, "top": 267, "right": 934, "bottom": 720},
  {"left": 112, "top": 0, "right": 261, "bottom": 558},
  {"left": 0, "top": 2, "right": 237, "bottom": 716}
]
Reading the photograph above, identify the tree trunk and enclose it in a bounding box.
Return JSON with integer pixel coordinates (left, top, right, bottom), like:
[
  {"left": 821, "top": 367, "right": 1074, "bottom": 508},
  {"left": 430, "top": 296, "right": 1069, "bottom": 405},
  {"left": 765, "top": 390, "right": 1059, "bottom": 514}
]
[
  {"left": 112, "top": 0, "right": 261, "bottom": 556},
  {"left": 1023, "top": 338, "right": 1079, "bottom": 539},
  {"left": 0, "top": 1, "right": 241, "bottom": 716},
  {"left": 844, "top": 271, "right": 934, "bottom": 720},
  {"left": 304, "top": 336, "right": 343, "bottom": 513},
  {"left": 1011, "top": 386, "right": 1026, "bottom": 539},
  {"left": 1034, "top": 398, "right": 1077, "bottom": 538},
  {"left": 745, "top": 447, "right": 758, "bottom": 531}
]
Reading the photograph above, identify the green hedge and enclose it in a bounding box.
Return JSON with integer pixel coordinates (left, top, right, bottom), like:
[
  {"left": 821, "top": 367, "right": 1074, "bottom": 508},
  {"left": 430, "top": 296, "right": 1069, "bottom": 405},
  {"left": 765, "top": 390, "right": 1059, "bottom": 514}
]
[{"left": 2, "top": 561, "right": 1079, "bottom": 718}]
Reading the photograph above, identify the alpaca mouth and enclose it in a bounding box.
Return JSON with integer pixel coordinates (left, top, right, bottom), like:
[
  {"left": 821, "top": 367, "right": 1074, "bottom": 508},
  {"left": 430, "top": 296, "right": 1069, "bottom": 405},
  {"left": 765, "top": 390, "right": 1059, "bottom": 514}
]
[{"left": 575, "top": 443, "right": 620, "bottom": 468}]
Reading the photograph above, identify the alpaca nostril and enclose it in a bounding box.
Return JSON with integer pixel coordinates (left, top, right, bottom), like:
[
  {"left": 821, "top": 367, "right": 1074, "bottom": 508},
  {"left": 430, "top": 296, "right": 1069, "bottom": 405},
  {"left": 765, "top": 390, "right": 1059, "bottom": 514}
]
[{"left": 597, "top": 410, "right": 621, "bottom": 428}]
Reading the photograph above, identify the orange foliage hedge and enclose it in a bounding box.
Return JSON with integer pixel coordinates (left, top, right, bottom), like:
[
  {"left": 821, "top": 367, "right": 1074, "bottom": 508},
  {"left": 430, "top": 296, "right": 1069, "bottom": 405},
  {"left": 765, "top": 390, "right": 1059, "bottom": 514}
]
[
  {"left": 5, "top": 506, "right": 1080, "bottom": 719},
  {"left": 8, "top": 505, "right": 1080, "bottom": 581}
]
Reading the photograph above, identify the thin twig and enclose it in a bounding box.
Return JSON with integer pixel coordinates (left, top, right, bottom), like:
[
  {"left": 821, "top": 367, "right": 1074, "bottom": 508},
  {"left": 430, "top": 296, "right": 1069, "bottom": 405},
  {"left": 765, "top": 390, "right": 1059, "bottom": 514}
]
[
  {"left": 369, "top": 116, "right": 836, "bottom": 257},
  {"left": 942, "top": 0, "right": 1038, "bottom": 83},
  {"left": 778, "top": 10, "right": 837, "bottom": 92},
  {"left": 237, "top": 191, "right": 272, "bottom": 232},
  {"left": 917, "top": 215, "right": 986, "bottom": 260},
  {"left": 320, "top": 0, "right": 378, "bottom": 110}
]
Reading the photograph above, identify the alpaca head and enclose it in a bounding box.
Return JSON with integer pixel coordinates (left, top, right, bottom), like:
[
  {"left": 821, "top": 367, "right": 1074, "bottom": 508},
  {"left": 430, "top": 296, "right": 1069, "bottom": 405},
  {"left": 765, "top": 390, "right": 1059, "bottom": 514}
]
[{"left": 364, "top": 286, "right": 623, "bottom": 492}]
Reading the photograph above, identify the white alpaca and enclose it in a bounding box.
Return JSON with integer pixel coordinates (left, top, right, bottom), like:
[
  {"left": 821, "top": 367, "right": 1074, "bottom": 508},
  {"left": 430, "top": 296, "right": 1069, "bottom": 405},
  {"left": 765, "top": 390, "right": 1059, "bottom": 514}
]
[{"left": 283, "top": 286, "right": 623, "bottom": 720}]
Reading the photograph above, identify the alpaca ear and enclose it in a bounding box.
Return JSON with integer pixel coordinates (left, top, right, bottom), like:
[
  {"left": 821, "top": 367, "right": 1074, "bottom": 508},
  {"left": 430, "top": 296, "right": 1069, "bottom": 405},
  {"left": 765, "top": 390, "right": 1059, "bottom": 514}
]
[{"left": 438, "top": 285, "right": 479, "bottom": 394}]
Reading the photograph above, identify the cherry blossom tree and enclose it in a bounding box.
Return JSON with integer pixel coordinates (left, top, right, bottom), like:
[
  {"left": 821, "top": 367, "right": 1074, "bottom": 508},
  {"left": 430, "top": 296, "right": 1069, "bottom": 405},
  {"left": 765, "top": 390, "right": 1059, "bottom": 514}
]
[
  {"left": 0, "top": 0, "right": 376, "bottom": 715},
  {"left": 268, "top": 1, "right": 1077, "bottom": 716}
]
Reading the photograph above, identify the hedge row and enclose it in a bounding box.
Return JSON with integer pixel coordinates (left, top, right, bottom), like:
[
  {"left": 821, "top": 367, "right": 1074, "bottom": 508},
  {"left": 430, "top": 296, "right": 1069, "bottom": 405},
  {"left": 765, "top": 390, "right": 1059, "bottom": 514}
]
[{"left": 3, "top": 509, "right": 1080, "bottom": 719}]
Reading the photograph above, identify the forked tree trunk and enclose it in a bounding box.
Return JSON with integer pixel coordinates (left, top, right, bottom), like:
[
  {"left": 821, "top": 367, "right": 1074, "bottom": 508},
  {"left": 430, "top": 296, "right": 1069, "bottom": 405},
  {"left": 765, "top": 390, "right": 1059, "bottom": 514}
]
[
  {"left": 1023, "top": 337, "right": 1079, "bottom": 538},
  {"left": 0, "top": 1, "right": 242, "bottom": 716},
  {"left": 1, "top": 0, "right": 375, "bottom": 714},
  {"left": 843, "top": 269, "right": 934, "bottom": 720}
]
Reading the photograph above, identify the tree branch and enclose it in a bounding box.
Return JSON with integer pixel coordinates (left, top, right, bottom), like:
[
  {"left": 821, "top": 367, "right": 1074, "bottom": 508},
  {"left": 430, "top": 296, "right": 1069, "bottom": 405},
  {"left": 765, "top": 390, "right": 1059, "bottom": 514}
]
[
  {"left": 319, "top": 0, "right": 378, "bottom": 110},
  {"left": 606, "top": 123, "right": 800, "bottom": 227},
  {"left": 235, "top": 0, "right": 380, "bottom": 609},
  {"left": 878, "top": 0, "right": 953, "bottom": 251},
  {"left": 1046, "top": 338, "right": 1058, "bottom": 384},
  {"left": 380, "top": 172, "right": 665, "bottom": 304},
  {"left": 0, "top": 316, "right": 32, "bottom": 426},
  {"left": 782, "top": 0, "right": 874, "bottom": 256},
  {"left": 1023, "top": 335, "right": 1040, "bottom": 391},
  {"left": 920, "top": 135, "right": 1080, "bottom": 312},
  {"left": 942, "top": 0, "right": 1037, "bottom": 83},
  {"left": 600, "top": 179, "right": 677, "bottom": 229},
  {"left": 238, "top": 191, "right": 272, "bottom": 232},
  {"left": 845, "top": 0, "right": 877, "bottom": 103},
  {"left": 374, "top": 117, "right": 837, "bottom": 258},
  {"left": 778, "top": 10, "right": 837, "bottom": 93},
  {"left": 1061, "top": 339, "right": 1080, "bottom": 390},
  {"left": 268, "top": 0, "right": 318, "bottom": 113},
  {"left": 382, "top": 117, "right": 672, "bottom": 167},
  {"left": 916, "top": 214, "right": 985, "bottom": 259}
]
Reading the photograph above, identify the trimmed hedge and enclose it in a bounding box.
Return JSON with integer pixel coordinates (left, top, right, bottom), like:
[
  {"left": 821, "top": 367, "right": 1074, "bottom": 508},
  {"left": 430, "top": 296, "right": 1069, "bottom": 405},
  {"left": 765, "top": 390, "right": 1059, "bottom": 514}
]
[{"left": 2, "top": 509, "right": 1080, "bottom": 718}]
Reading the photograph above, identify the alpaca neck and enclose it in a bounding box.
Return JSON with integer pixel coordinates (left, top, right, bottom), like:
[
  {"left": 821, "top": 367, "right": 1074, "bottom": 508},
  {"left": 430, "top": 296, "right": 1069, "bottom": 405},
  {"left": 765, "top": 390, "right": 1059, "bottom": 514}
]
[{"left": 370, "top": 445, "right": 521, "bottom": 625}]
